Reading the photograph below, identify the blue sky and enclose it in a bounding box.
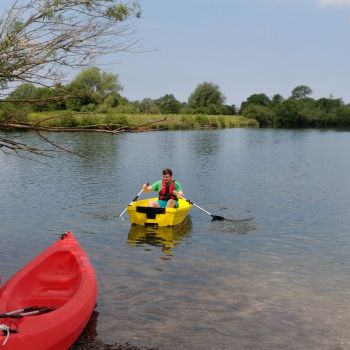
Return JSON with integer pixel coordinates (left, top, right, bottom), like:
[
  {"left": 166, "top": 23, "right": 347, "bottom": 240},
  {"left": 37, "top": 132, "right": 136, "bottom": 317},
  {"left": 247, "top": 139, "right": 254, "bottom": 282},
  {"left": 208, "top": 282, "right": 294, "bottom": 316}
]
[{"left": 1, "top": 0, "right": 350, "bottom": 106}]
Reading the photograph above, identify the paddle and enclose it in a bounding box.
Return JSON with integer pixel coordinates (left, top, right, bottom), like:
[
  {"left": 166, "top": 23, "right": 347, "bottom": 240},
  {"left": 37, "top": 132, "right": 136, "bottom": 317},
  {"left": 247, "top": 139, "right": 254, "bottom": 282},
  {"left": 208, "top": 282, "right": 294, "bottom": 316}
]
[
  {"left": 177, "top": 194, "right": 226, "bottom": 221},
  {"left": 119, "top": 183, "right": 149, "bottom": 219},
  {"left": 0, "top": 306, "right": 55, "bottom": 318}
]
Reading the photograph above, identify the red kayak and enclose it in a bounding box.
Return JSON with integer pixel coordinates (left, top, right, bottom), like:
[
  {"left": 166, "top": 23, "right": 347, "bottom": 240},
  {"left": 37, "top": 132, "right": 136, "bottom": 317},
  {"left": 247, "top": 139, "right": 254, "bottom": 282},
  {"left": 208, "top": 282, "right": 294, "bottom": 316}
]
[{"left": 0, "top": 232, "right": 97, "bottom": 350}]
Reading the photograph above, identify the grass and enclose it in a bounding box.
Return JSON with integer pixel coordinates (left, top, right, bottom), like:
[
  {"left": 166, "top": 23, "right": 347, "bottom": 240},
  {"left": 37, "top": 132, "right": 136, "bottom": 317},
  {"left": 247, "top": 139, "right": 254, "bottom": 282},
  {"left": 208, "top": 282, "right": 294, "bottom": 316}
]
[{"left": 28, "top": 111, "right": 259, "bottom": 130}]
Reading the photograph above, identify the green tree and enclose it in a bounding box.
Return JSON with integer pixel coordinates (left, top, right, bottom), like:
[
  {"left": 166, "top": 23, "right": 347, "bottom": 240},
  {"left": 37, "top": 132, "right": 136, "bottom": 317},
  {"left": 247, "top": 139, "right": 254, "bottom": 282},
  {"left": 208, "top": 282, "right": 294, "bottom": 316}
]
[
  {"left": 155, "top": 94, "right": 181, "bottom": 114},
  {"left": 274, "top": 99, "right": 319, "bottom": 127},
  {"left": 66, "top": 67, "right": 122, "bottom": 111},
  {"left": 246, "top": 93, "right": 270, "bottom": 106},
  {"left": 221, "top": 105, "right": 237, "bottom": 115},
  {"left": 8, "top": 83, "right": 37, "bottom": 100},
  {"left": 240, "top": 93, "right": 271, "bottom": 114},
  {"left": 274, "top": 100, "right": 301, "bottom": 127},
  {"left": 6, "top": 83, "right": 61, "bottom": 113},
  {"left": 290, "top": 85, "right": 313, "bottom": 100},
  {"left": 187, "top": 82, "right": 225, "bottom": 110},
  {"left": 335, "top": 106, "right": 350, "bottom": 127},
  {"left": 270, "top": 94, "right": 284, "bottom": 106},
  {"left": 316, "top": 97, "right": 343, "bottom": 113},
  {"left": 138, "top": 98, "right": 158, "bottom": 113},
  {"left": 242, "top": 104, "right": 275, "bottom": 126}
]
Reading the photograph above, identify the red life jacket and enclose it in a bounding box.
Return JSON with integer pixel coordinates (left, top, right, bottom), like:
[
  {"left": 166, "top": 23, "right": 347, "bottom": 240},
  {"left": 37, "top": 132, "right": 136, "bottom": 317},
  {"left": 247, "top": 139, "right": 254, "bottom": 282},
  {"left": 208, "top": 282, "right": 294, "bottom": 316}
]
[{"left": 159, "top": 180, "right": 177, "bottom": 201}]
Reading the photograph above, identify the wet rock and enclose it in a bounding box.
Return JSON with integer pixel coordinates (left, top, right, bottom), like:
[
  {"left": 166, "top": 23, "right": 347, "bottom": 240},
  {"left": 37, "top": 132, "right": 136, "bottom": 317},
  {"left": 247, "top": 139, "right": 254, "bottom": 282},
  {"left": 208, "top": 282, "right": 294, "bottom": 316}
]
[{"left": 70, "top": 337, "right": 158, "bottom": 350}]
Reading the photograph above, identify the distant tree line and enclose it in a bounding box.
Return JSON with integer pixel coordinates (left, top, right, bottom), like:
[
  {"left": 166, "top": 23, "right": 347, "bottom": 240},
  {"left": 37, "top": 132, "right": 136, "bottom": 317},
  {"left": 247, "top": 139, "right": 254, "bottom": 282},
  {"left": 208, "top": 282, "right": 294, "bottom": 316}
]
[
  {"left": 240, "top": 85, "right": 350, "bottom": 128},
  {"left": 1, "top": 68, "right": 350, "bottom": 128},
  {"left": 0, "top": 68, "right": 236, "bottom": 121}
]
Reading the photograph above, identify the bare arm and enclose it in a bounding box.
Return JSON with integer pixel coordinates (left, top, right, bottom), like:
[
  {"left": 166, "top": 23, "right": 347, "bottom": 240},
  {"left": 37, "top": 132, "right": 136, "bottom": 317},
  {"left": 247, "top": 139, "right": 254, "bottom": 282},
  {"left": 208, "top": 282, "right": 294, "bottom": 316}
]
[
  {"left": 142, "top": 183, "right": 153, "bottom": 192},
  {"left": 173, "top": 190, "right": 184, "bottom": 197}
]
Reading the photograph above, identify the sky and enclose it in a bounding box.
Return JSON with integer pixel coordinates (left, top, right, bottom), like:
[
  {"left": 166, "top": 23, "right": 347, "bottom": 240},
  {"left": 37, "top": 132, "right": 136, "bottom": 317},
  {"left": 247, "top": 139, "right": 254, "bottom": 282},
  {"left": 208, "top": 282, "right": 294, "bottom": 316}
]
[{"left": 1, "top": 0, "right": 350, "bottom": 106}]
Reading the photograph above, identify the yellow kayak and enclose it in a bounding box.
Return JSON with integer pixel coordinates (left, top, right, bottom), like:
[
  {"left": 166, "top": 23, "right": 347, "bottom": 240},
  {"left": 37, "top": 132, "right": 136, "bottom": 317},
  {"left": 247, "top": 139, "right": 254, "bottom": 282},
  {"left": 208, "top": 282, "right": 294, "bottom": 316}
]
[{"left": 127, "top": 197, "right": 192, "bottom": 227}]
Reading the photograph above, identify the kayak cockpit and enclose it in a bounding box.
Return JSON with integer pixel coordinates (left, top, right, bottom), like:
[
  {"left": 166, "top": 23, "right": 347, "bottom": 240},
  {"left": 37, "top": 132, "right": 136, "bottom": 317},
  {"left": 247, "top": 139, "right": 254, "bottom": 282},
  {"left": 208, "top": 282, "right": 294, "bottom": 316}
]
[{"left": 1, "top": 250, "right": 82, "bottom": 312}]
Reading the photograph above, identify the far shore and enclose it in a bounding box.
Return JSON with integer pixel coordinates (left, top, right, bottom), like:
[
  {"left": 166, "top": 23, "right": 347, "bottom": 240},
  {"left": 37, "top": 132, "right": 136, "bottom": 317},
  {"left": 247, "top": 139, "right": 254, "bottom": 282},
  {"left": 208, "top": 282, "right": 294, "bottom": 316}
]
[{"left": 21, "top": 111, "right": 259, "bottom": 132}]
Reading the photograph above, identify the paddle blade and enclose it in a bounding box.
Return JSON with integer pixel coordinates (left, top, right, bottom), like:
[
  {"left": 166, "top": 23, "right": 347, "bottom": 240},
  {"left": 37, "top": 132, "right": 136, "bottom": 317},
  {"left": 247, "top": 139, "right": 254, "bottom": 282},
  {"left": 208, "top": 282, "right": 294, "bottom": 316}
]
[{"left": 211, "top": 215, "right": 225, "bottom": 221}]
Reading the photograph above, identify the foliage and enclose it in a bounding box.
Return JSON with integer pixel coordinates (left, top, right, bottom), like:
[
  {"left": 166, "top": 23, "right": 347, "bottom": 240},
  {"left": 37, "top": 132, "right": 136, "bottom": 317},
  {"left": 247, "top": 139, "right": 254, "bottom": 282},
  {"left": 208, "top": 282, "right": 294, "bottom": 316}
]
[
  {"left": 187, "top": 82, "right": 225, "bottom": 109},
  {"left": 137, "top": 98, "right": 157, "bottom": 113},
  {"left": 155, "top": 94, "right": 181, "bottom": 114},
  {"left": 235, "top": 86, "right": 350, "bottom": 128},
  {"left": 243, "top": 104, "right": 275, "bottom": 126},
  {"left": 58, "top": 115, "right": 78, "bottom": 127},
  {"left": 316, "top": 97, "right": 343, "bottom": 113},
  {"left": 221, "top": 105, "right": 237, "bottom": 115},
  {"left": 80, "top": 114, "right": 99, "bottom": 127},
  {"left": 5, "top": 82, "right": 67, "bottom": 112},
  {"left": 66, "top": 67, "right": 122, "bottom": 111},
  {"left": 4, "top": 72, "right": 350, "bottom": 132},
  {"left": 105, "top": 113, "right": 129, "bottom": 127},
  {"left": 27, "top": 112, "right": 258, "bottom": 130},
  {"left": 0, "top": 0, "right": 141, "bottom": 92},
  {"left": 270, "top": 94, "right": 284, "bottom": 106},
  {"left": 240, "top": 93, "right": 271, "bottom": 114},
  {"left": 0, "top": 102, "right": 31, "bottom": 122},
  {"left": 290, "top": 85, "right": 313, "bottom": 100},
  {"left": 335, "top": 106, "right": 350, "bottom": 126}
]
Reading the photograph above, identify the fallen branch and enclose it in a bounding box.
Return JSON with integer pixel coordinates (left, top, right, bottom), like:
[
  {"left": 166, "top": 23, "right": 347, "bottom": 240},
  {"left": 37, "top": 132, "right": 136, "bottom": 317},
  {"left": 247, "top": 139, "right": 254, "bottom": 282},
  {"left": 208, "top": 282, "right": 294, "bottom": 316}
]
[
  {"left": 1, "top": 116, "right": 167, "bottom": 134},
  {"left": 0, "top": 116, "right": 167, "bottom": 157},
  {"left": 0, "top": 96, "right": 73, "bottom": 104}
]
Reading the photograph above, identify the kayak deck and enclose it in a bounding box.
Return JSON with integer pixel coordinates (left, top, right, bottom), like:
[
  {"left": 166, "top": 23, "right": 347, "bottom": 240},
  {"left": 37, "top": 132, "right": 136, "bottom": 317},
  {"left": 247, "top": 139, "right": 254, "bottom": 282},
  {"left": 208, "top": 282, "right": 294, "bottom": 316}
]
[{"left": 0, "top": 232, "right": 97, "bottom": 350}]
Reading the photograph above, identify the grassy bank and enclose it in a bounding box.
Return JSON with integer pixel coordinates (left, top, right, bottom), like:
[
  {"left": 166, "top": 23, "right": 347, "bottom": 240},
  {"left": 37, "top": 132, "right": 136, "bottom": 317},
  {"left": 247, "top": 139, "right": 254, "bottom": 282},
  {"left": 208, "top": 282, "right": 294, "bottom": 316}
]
[{"left": 28, "top": 111, "right": 259, "bottom": 130}]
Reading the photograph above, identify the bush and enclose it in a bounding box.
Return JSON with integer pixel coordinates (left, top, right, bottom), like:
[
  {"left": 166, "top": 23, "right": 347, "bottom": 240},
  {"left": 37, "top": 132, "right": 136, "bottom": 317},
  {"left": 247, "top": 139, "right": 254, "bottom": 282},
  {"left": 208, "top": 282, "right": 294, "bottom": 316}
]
[
  {"left": 195, "top": 114, "right": 209, "bottom": 126},
  {"left": 104, "top": 113, "right": 129, "bottom": 128},
  {"left": 80, "top": 103, "right": 96, "bottom": 112},
  {"left": 218, "top": 116, "right": 227, "bottom": 127},
  {"left": 243, "top": 104, "right": 275, "bottom": 126},
  {"left": 59, "top": 115, "right": 78, "bottom": 127},
  {"left": 80, "top": 114, "right": 99, "bottom": 126},
  {"left": 0, "top": 104, "right": 31, "bottom": 123}
]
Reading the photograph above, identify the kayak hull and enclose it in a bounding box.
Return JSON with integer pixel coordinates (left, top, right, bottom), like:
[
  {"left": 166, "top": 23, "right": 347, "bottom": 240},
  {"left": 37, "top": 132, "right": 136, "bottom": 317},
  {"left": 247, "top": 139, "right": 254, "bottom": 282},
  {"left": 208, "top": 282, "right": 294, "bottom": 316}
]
[
  {"left": 0, "top": 232, "right": 97, "bottom": 350},
  {"left": 127, "top": 198, "right": 192, "bottom": 227}
]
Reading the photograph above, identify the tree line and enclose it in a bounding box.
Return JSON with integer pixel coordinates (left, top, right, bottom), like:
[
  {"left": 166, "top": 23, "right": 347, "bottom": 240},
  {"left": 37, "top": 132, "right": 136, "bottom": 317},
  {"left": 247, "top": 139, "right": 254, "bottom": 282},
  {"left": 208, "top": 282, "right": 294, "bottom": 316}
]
[
  {"left": 240, "top": 85, "right": 350, "bottom": 128},
  {"left": 1, "top": 67, "right": 350, "bottom": 128},
  {"left": 0, "top": 68, "right": 237, "bottom": 119}
]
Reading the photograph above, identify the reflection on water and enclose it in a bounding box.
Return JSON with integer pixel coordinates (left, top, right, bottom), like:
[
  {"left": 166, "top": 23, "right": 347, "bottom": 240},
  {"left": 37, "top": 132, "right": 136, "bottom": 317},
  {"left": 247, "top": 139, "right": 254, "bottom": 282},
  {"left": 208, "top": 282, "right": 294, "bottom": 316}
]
[
  {"left": 128, "top": 217, "right": 192, "bottom": 255},
  {"left": 191, "top": 132, "right": 220, "bottom": 157}
]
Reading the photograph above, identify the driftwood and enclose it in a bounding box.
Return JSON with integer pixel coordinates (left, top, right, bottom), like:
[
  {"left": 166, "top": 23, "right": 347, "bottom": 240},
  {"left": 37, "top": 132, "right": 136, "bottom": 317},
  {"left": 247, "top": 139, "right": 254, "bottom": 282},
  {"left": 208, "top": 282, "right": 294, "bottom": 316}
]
[
  {"left": 0, "top": 117, "right": 167, "bottom": 157},
  {"left": 1, "top": 117, "right": 167, "bottom": 134},
  {"left": 1, "top": 123, "right": 128, "bottom": 134}
]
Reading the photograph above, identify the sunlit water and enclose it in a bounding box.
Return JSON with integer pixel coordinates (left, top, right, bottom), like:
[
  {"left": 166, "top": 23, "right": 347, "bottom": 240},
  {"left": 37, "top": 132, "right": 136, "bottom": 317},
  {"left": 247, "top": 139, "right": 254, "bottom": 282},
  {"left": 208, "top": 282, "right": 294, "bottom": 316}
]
[{"left": 1, "top": 128, "right": 350, "bottom": 349}]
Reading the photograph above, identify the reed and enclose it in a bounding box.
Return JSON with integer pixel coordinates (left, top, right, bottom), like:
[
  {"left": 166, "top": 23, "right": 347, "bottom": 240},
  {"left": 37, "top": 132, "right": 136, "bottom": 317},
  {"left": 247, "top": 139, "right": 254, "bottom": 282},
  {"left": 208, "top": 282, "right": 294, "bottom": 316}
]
[{"left": 28, "top": 112, "right": 259, "bottom": 130}]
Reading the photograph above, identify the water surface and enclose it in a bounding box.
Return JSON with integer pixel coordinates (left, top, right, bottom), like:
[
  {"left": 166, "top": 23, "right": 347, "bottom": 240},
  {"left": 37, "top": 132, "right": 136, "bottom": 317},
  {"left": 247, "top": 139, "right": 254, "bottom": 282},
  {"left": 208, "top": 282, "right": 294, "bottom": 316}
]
[{"left": 1, "top": 128, "right": 350, "bottom": 349}]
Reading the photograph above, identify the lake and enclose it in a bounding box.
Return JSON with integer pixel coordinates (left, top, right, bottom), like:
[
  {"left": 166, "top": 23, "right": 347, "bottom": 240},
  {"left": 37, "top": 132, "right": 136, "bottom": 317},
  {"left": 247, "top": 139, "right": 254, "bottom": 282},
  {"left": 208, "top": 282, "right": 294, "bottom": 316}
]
[{"left": 1, "top": 128, "right": 350, "bottom": 349}]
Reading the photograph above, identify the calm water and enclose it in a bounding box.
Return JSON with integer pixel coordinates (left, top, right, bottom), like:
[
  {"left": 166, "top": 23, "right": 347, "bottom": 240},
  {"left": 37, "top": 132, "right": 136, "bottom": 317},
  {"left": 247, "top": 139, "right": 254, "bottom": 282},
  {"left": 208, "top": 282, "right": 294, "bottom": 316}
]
[{"left": 1, "top": 128, "right": 350, "bottom": 349}]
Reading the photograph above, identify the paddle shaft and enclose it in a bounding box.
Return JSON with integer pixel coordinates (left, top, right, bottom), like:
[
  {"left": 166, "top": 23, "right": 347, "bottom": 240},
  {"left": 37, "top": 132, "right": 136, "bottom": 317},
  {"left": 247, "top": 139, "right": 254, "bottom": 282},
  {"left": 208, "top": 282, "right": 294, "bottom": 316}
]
[
  {"left": 0, "top": 306, "right": 55, "bottom": 318},
  {"left": 190, "top": 201, "right": 213, "bottom": 216},
  {"left": 119, "top": 184, "right": 149, "bottom": 218},
  {"left": 178, "top": 194, "right": 225, "bottom": 221}
]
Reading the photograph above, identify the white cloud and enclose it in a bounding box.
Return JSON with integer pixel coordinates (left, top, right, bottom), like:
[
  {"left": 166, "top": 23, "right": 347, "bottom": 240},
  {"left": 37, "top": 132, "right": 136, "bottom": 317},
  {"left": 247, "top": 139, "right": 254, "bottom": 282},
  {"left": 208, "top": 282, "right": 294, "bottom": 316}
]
[{"left": 318, "top": 0, "right": 350, "bottom": 6}]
